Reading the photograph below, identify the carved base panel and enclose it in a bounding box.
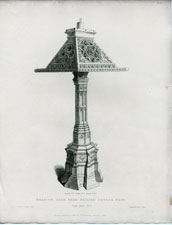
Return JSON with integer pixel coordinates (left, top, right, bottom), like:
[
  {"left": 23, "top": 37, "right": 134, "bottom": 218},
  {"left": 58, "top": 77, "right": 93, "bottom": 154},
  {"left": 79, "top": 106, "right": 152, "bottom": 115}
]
[{"left": 61, "top": 142, "right": 103, "bottom": 190}]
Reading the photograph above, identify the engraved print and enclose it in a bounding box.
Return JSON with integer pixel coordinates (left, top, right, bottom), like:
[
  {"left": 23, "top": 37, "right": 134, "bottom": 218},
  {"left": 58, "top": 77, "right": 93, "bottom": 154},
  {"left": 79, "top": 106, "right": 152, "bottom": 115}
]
[{"left": 35, "top": 19, "right": 125, "bottom": 190}]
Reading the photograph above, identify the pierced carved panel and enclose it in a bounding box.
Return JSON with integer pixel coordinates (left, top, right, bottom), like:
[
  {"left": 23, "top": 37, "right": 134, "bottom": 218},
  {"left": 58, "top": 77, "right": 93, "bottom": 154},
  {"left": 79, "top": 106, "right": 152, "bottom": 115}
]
[
  {"left": 46, "top": 38, "right": 77, "bottom": 71},
  {"left": 77, "top": 38, "right": 112, "bottom": 63}
]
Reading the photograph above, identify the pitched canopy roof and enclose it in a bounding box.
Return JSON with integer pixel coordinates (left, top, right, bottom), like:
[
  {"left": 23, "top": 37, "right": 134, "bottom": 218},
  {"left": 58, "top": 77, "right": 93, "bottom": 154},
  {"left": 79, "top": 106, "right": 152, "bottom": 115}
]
[{"left": 35, "top": 19, "right": 127, "bottom": 73}]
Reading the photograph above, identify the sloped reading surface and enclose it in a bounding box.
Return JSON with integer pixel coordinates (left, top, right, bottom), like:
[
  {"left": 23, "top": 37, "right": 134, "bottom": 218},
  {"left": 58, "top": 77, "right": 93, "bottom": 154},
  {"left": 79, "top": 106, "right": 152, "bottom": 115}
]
[
  {"left": 77, "top": 38, "right": 112, "bottom": 63},
  {"left": 35, "top": 37, "right": 126, "bottom": 73},
  {"left": 35, "top": 18, "right": 127, "bottom": 73},
  {"left": 46, "top": 38, "right": 77, "bottom": 72},
  {"left": 77, "top": 37, "right": 119, "bottom": 72}
]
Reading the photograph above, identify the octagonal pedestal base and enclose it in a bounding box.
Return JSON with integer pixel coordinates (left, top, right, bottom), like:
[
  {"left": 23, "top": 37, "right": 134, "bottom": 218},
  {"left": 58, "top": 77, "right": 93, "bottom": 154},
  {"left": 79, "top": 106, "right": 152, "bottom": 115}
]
[{"left": 60, "top": 142, "right": 103, "bottom": 190}]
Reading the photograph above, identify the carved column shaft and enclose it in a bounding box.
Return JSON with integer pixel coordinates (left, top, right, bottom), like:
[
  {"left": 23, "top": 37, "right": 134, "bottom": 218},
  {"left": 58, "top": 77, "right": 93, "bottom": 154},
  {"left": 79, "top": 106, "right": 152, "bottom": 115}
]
[
  {"left": 73, "top": 72, "right": 91, "bottom": 145},
  {"left": 63, "top": 72, "right": 103, "bottom": 190}
]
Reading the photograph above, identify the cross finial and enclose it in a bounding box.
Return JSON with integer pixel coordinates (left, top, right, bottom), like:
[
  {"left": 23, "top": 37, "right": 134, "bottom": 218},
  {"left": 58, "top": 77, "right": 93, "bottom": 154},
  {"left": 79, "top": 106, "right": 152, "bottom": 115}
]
[{"left": 76, "top": 18, "right": 84, "bottom": 29}]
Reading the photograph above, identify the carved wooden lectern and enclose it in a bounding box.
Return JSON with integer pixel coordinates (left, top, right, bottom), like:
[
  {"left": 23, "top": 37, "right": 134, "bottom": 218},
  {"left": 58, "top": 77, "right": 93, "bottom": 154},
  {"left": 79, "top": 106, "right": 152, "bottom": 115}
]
[{"left": 35, "top": 19, "right": 126, "bottom": 190}]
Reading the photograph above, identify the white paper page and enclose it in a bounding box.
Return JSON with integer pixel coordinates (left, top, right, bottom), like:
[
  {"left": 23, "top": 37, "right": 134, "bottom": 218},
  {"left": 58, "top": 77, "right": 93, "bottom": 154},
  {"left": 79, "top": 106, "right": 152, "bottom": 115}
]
[{"left": 0, "top": 0, "right": 171, "bottom": 223}]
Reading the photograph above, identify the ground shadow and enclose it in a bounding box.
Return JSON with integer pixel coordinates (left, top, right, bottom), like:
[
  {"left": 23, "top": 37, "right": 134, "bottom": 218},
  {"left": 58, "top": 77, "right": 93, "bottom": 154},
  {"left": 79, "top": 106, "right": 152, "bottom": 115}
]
[{"left": 54, "top": 164, "right": 65, "bottom": 186}]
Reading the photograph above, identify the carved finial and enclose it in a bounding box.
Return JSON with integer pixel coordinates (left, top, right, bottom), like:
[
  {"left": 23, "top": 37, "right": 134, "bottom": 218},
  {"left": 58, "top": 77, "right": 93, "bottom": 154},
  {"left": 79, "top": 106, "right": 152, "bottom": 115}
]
[{"left": 77, "top": 18, "right": 84, "bottom": 29}]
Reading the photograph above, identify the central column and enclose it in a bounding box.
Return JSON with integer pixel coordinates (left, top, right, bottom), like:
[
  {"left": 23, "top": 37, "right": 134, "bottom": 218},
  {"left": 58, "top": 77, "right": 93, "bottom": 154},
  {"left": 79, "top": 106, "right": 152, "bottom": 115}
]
[
  {"left": 73, "top": 72, "right": 91, "bottom": 146},
  {"left": 62, "top": 72, "right": 103, "bottom": 190}
]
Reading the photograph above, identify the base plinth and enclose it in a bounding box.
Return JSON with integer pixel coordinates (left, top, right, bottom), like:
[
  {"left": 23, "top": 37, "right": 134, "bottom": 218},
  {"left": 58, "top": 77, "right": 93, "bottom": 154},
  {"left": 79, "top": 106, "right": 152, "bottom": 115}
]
[{"left": 60, "top": 142, "right": 103, "bottom": 190}]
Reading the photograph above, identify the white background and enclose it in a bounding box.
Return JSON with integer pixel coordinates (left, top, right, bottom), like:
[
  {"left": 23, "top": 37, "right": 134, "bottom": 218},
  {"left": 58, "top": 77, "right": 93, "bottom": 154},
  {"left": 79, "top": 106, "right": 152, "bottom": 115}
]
[{"left": 0, "top": 0, "right": 171, "bottom": 223}]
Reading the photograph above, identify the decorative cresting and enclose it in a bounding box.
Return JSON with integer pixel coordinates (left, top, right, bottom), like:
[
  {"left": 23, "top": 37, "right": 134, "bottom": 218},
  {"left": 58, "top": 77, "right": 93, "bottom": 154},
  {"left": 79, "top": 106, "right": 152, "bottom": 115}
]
[{"left": 35, "top": 19, "right": 127, "bottom": 190}]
